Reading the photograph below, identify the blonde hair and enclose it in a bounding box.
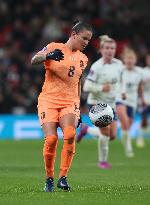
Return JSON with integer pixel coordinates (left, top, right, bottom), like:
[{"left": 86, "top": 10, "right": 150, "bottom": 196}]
[
  {"left": 99, "top": 35, "right": 115, "bottom": 48},
  {"left": 121, "top": 47, "right": 137, "bottom": 60}
]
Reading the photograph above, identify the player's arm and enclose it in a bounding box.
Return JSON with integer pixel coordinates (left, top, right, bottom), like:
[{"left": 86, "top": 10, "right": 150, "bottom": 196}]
[
  {"left": 83, "top": 66, "right": 110, "bottom": 93},
  {"left": 31, "top": 53, "right": 46, "bottom": 65},
  {"left": 120, "top": 69, "right": 127, "bottom": 100},
  {"left": 138, "top": 81, "right": 146, "bottom": 106},
  {"left": 31, "top": 47, "right": 64, "bottom": 65},
  {"left": 83, "top": 64, "right": 100, "bottom": 93},
  {"left": 84, "top": 77, "right": 111, "bottom": 93},
  {"left": 83, "top": 77, "right": 101, "bottom": 94}
]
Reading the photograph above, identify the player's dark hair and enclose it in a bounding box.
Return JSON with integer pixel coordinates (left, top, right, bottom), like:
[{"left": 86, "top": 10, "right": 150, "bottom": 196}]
[{"left": 72, "top": 18, "right": 93, "bottom": 34}]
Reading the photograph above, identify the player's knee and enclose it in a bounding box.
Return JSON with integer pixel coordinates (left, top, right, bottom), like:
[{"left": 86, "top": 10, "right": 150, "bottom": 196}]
[
  {"left": 121, "top": 120, "right": 130, "bottom": 130},
  {"left": 101, "top": 126, "right": 111, "bottom": 137}
]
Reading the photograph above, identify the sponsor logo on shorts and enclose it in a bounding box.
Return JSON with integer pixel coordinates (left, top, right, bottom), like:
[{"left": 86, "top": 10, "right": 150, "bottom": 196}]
[{"left": 41, "top": 112, "right": 45, "bottom": 119}]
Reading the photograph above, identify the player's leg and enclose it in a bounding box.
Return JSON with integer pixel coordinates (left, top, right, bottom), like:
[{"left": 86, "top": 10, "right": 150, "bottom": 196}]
[
  {"left": 38, "top": 107, "right": 59, "bottom": 192},
  {"left": 110, "top": 120, "right": 117, "bottom": 140},
  {"left": 137, "top": 114, "right": 147, "bottom": 148},
  {"left": 58, "top": 110, "right": 78, "bottom": 191},
  {"left": 110, "top": 109, "right": 117, "bottom": 140},
  {"left": 97, "top": 109, "right": 117, "bottom": 169},
  {"left": 77, "top": 104, "right": 102, "bottom": 143},
  {"left": 77, "top": 124, "right": 102, "bottom": 142},
  {"left": 116, "top": 104, "right": 134, "bottom": 157},
  {"left": 136, "top": 106, "right": 149, "bottom": 148},
  {"left": 97, "top": 125, "right": 111, "bottom": 169}
]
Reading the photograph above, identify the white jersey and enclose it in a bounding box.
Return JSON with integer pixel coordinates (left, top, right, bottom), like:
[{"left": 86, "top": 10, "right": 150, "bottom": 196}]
[
  {"left": 83, "top": 57, "right": 123, "bottom": 108},
  {"left": 117, "top": 66, "right": 143, "bottom": 108},
  {"left": 142, "top": 66, "right": 150, "bottom": 104}
]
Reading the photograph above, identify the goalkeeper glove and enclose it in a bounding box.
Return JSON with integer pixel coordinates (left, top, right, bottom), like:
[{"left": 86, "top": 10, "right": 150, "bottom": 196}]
[{"left": 46, "top": 49, "right": 64, "bottom": 61}]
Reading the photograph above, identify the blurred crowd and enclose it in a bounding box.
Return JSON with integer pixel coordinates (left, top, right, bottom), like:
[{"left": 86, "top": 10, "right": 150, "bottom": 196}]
[{"left": 0, "top": 0, "right": 150, "bottom": 114}]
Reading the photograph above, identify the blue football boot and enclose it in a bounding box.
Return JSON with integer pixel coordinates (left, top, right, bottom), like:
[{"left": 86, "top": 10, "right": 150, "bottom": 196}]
[
  {"left": 57, "top": 176, "right": 70, "bottom": 191},
  {"left": 44, "top": 177, "right": 54, "bottom": 192}
]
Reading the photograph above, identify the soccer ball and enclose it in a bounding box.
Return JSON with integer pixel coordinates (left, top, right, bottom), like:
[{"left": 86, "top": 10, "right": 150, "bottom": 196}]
[{"left": 89, "top": 103, "right": 114, "bottom": 127}]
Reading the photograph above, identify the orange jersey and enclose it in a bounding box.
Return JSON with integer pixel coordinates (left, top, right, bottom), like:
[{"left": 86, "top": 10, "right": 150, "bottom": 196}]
[{"left": 38, "top": 42, "right": 88, "bottom": 108}]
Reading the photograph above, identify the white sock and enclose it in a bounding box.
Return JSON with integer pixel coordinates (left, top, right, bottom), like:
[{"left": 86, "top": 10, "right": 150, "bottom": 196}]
[
  {"left": 122, "top": 130, "right": 133, "bottom": 153},
  {"left": 139, "top": 127, "right": 147, "bottom": 138},
  {"left": 136, "top": 127, "right": 145, "bottom": 146},
  {"left": 98, "top": 135, "right": 109, "bottom": 162},
  {"left": 87, "top": 126, "right": 101, "bottom": 138}
]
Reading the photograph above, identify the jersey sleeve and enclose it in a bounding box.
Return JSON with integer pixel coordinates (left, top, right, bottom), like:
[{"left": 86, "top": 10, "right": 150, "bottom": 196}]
[
  {"left": 118, "top": 61, "right": 124, "bottom": 79},
  {"left": 83, "top": 63, "right": 102, "bottom": 94},
  {"left": 142, "top": 68, "right": 150, "bottom": 82},
  {"left": 86, "top": 63, "right": 99, "bottom": 82},
  {"left": 37, "top": 43, "right": 56, "bottom": 69},
  {"left": 136, "top": 66, "right": 145, "bottom": 82},
  {"left": 120, "top": 69, "right": 126, "bottom": 94},
  {"left": 37, "top": 42, "right": 55, "bottom": 55}
]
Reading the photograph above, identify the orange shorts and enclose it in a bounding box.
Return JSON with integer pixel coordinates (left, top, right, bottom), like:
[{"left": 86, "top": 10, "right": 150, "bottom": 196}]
[{"left": 38, "top": 105, "right": 80, "bottom": 125}]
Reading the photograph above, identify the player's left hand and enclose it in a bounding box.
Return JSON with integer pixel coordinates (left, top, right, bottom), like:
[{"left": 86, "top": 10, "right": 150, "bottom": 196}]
[{"left": 46, "top": 49, "right": 64, "bottom": 61}]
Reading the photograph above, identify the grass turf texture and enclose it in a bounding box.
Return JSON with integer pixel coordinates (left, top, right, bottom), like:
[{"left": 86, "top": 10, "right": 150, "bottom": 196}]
[{"left": 0, "top": 139, "right": 150, "bottom": 205}]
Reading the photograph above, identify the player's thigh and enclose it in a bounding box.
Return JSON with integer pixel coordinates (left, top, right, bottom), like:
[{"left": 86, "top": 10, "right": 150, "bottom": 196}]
[
  {"left": 128, "top": 118, "right": 133, "bottom": 128},
  {"left": 126, "top": 106, "right": 134, "bottom": 128},
  {"left": 59, "top": 113, "right": 78, "bottom": 130},
  {"left": 116, "top": 104, "right": 129, "bottom": 129},
  {"left": 59, "top": 106, "right": 79, "bottom": 129},
  {"left": 42, "top": 122, "right": 58, "bottom": 136},
  {"left": 38, "top": 107, "right": 59, "bottom": 136}
]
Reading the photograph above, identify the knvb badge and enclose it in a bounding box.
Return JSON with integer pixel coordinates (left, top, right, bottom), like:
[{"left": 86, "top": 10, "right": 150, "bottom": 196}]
[{"left": 70, "top": 56, "right": 75, "bottom": 61}]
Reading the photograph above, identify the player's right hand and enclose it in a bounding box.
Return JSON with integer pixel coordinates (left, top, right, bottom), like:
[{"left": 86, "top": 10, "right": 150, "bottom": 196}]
[
  {"left": 46, "top": 49, "right": 64, "bottom": 61},
  {"left": 102, "top": 83, "right": 111, "bottom": 92}
]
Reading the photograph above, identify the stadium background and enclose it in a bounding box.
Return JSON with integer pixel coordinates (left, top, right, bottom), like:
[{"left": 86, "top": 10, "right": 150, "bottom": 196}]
[
  {"left": 0, "top": 0, "right": 150, "bottom": 139},
  {"left": 0, "top": 2, "right": 150, "bottom": 205}
]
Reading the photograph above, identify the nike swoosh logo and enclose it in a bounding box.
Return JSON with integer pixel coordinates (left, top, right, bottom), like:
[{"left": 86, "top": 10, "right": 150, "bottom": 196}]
[{"left": 60, "top": 181, "right": 66, "bottom": 187}]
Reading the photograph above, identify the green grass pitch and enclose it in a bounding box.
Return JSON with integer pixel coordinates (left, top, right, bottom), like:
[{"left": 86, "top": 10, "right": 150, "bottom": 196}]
[{"left": 0, "top": 139, "right": 150, "bottom": 205}]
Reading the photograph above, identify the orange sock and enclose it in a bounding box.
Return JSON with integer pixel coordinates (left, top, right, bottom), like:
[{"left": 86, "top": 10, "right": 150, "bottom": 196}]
[
  {"left": 59, "top": 126, "right": 76, "bottom": 178},
  {"left": 43, "top": 135, "right": 58, "bottom": 178}
]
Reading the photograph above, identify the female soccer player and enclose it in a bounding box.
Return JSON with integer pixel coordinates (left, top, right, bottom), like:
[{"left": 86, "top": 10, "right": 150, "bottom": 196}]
[
  {"left": 77, "top": 35, "right": 125, "bottom": 169},
  {"left": 136, "top": 53, "right": 150, "bottom": 148},
  {"left": 116, "top": 48, "right": 145, "bottom": 157},
  {"left": 31, "top": 20, "right": 93, "bottom": 192}
]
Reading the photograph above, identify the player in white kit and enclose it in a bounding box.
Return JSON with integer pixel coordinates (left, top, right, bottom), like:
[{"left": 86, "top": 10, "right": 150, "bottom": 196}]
[
  {"left": 136, "top": 54, "right": 150, "bottom": 148},
  {"left": 77, "top": 35, "right": 125, "bottom": 169},
  {"left": 116, "top": 48, "right": 145, "bottom": 157}
]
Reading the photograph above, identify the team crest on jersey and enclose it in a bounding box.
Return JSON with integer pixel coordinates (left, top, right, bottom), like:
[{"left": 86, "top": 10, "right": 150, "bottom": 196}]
[
  {"left": 41, "top": 112, "right": 45, "bottom": 119},
  {"left": 80, "top": 60, "right": 84, "bottom": 67},
  {"left": 70, "top": 56, "right": 75, "bottom": 61}
]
